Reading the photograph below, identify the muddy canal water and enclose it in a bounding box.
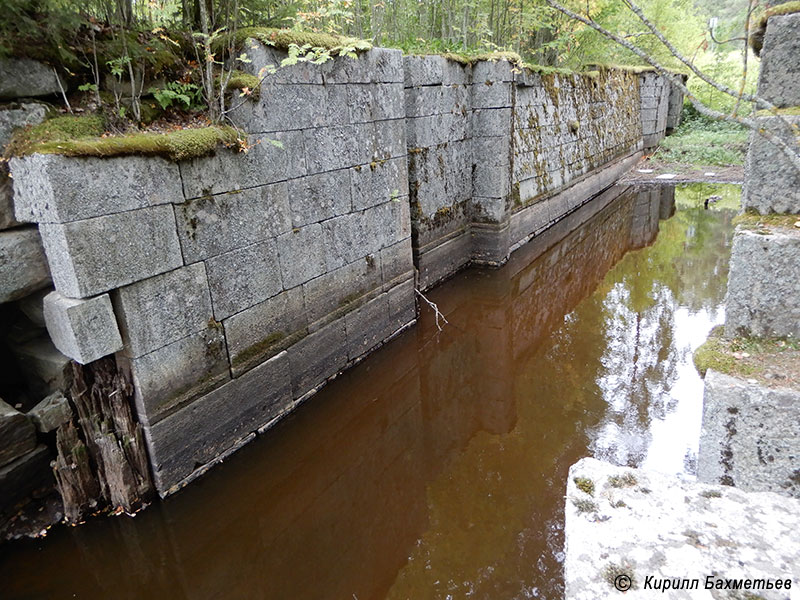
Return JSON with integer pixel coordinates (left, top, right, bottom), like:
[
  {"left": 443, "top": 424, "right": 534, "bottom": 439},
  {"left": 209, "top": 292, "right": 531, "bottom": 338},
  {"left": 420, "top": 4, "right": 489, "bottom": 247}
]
[{"left": 0, "top": 183, "right": 739, "bottom": 600}]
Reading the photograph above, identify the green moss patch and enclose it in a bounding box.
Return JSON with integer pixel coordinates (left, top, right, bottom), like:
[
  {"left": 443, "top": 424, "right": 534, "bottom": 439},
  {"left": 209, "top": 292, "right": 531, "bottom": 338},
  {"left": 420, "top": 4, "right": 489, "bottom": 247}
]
[
  {"left": 608, "top": 472, "right": 638, "bottom": 488},
  {"left": 693, "top": 326, "right": 800, "bottom": 388},
  {"left": 230, "top": 27, "right": 371, "bottom": 55},
  {"left": 755, "top": 106, "right": 800, "bottom": 117},
  {"left": 733, "top": 211, "right": 800, "bottom": 232},
  {"left": 574, "top": 476, "right": 595, "bottom": 495},
  {"left": 5, "top": 114, "right": 105, "bottom": 156},
  {"left": 13, "top": 124, "right": 239, "bottom": 161}
]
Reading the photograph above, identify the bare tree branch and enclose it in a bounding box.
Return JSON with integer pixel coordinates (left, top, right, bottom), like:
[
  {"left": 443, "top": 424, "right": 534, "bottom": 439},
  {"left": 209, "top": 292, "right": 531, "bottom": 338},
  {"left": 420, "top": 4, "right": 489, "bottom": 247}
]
[{"left": 415, "top": 288, "right": 450, "bottom": 332}]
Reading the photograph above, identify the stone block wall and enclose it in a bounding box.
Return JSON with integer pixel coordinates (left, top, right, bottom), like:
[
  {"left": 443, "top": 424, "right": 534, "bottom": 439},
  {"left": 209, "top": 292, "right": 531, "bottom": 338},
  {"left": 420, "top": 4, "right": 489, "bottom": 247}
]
[
  {"left": 406, "top": 58, "right": 668, "bottom": 289},
  {"left": 10, "top": 46, "right": 416, "bottom": 495},
  {"left": 404, "top": 56, "right": 474, "bottom": 289},
  {"left": 5, "top": 47, "right": 676, "bottom": 497}
]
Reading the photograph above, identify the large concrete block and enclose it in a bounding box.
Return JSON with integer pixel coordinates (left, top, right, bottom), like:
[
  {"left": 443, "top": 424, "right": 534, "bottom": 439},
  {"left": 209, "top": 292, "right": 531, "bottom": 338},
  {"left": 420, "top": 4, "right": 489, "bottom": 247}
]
[
  {"left": 0, "top": 102, "right": 47, "bottom": 147},
  {"left": 125, "top": 325, "right": 230, "bottom": 427},
  {"left": 231, "top": 83, "right": 345, "bottom": 133},
  {"left": 205, "top": 239, "right": 283, "bottom": 320},
  {"left": 303, "top": 124, "right": 374, "bottom": 173},
  {"left": 698, "top": 370, "right": 800, "bottom": 497},
  {"left": 0, "top": 399, "right": 36, "bottom": 468},
  {"left": 471, "top": 80, "right": 512, "bottom": 109},
  {"left": 113, "top": 264, "right": 214, "bottom": 358},
  {"left": 39, "top": 204, "right": 183, "bottom": 298},
  {"left": 238, "top": 39, "right": 325, "bottom": 85},
  {"left": 742, "top": 115, "right": 800, "bottom": 214},
  {"left": 288, "top": 170, "right": 351, "bottom": 227},
  {"left": 223, "top": 286, "right": 307, "bottom": 376},
  {"left": 11, "top": 154, "right": 183, "bottom": 223},
  {"left": 0, "top": 226, "right": 51, "bottom": 303},
  {"left": 565, "top": 457, "right": 800, "bottom": 600},
  {"left": 27, "top": 392, "right": 72, "bottom": 433},
  {"left": 0, "top": 58, "right": 61, "bottom": 99},
  {"left": 403, "top": 55, "right": 445, "bottom": 87},
  {"left": 0, "top": 166, "right": 19, "bottom": 231},
  {"left": 348, "top": 83, "right": 405, "bottom": 123},
  {"left": 302, "top": 253, "right": 382, "bottom": 325},
  {"left": 323, "top": 48, "right": 404, "bottom": 84},
  {"left": 43, "top": 291, "right": 123, "bottom": 364},
  {"left": 350, "top": 157, "right": 409, "bottom": 211},
  {"left": 287, "top": 318, "right": 348, "bottom": 396},
  {"left": 380, "top": 237, "right": 414, "bottom": 284},
  {"left": 757, "top": 12, "right": 800, "bottom": 107},
  {"left": 374, "top": 118, "right": 407, "bottom": 159},
  {"left": 345, "top": 292, "right": 392, "bottom": 361},
  {"left": 321, "top": 212, "right": 371, "bottom": 271},
  {"left": 179, "top": 131, "right": 306, "bottom": 198},
  {"left": 145, "top": 351, "right": 291, "bottom": 494},
  {"left": 472, "top": 59, "right": 515, "bottom": 82},
  {"left": 176, "top": 182, "right": 291, "bottom": 262},
  {"left": 725, "top": 227, "right": 800, "bottom": 338},
  {"left": 277, "top": 224, "right": 327, "bottom": 289},
  {"left": 365, "top": 199, "right": 411, "bottom": 251}
]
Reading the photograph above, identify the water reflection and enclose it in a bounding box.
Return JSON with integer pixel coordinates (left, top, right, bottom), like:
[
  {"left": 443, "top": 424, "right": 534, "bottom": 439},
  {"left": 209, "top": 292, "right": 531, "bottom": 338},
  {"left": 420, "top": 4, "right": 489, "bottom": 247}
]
[{"left": 0, "top": 183, "right": 737, "bottom": 600}]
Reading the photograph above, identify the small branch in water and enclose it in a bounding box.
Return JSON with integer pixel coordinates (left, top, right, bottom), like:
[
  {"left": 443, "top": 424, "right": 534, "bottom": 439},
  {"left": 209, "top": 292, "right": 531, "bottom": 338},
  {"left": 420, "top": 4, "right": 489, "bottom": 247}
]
[{"left": 415, "top": 288, "right": 449, "bottom": 332}]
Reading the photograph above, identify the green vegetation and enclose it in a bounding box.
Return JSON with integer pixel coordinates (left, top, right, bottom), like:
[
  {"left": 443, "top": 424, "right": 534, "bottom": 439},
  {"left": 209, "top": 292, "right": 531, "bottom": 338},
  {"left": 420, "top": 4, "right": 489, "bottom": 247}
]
[
  {"left": 573, "top": 476, "right": 595, "bottom": 495},
  {"left": 699, "top": 489, "right": 722, "bottom": 498},
  {"left": 8, "top": 120, "right": 239, "bottom": 161},
  {"left": 652, "top": 105, "right": 748, "bottom": 166},
  {"left": 572, "top": 498, "right": 598, "bottom": 513},
  {"left": 693, "top": 326, "right": 800, "bottom": 386},
  {"left": 602, "top": 563, "right": 637, "bottom": 590},
  {"left": 608, "top": 472, "right": 637, "bottom": 488},
  {"left": 229, "top": 27, "right": 372, "bottom": 55},
  {"left": 733, "top": 211, "right": 800, "bottom": 232}
]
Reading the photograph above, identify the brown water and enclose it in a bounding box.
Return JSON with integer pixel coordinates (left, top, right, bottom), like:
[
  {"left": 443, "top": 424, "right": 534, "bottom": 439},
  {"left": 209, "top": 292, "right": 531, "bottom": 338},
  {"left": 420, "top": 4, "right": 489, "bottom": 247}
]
[{"left": 0, "top": 183, "right": 738, "bottom": 600}]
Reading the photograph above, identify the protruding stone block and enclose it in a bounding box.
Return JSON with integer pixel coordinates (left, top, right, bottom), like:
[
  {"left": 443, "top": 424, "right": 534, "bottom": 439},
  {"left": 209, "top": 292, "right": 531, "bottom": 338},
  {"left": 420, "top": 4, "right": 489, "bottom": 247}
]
[
  {"left": 124, "top": 326, "right": 230, "bottom": 427},
  {"left": 698, "top": 370, "right": 800, "bottom": 497},
  {"left": 0, "top": 58, "right": 61, "bottom": 99},
  {"left": 0, "top": 226, "right": 51, "bottom": 303},
  {"left": 757, "top": 12, "right": 800, "bottom": 107},
  {"left": 725, "top": 227, "right": 800, "bottom": 338},
  {"left": 302, "top": 253, "right": 382, "bottom": 325},
  {"left": 28, "top": 392, "right": 72, "bottom": 433},
  {"left": 11, "top": 154, "right": 182, "bottom": 223},
  {"left": 113, "top": 264, "right": 214, "bottom": 358},
  {"left": 39, "top": 204, "right": 183, "bottom": 298},
  {"left": 403, "top": 55, "right": 445, "bottom": 87},
  {"left": 43, "top": 291, "right": 122, "bottom": 364},
  {"left": 145, "top": 351, "right": 291, "bottom": 494},
  {"left": 742, "top": 115, "right": 800, "bottom": 214},
  {"left": 0, "top": 399, "right": 36, "bottom": 467},
  {"left": 565, "top": 457, "right": 800, "bottom": 600}
]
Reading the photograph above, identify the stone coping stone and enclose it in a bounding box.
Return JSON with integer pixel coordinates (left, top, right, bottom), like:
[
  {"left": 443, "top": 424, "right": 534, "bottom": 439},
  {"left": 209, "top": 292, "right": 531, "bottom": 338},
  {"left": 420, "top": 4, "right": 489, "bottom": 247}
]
[
  {"left": 11, "top": 154, "right": 183, "bottom": 224},
  {"left": 0, "top": 58, "right": 61, "bottom": 100},
  {"left": 698, "top": 369, "right": 800, "bottom": 498},
  {"left": 565, "top": 457, "right": 800, "bottom": 600},
  {"left": 725, "top": 226, "right": 800, "bottom": 339},
  {"left": 43, "top": 291, "right": 123, "bottom": 365},
  {"left": 758, "top": 12, "right": 800, "bottom": 107},
  {"left": 0, "top": 226, "right": 51, "bottom": 303}
]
